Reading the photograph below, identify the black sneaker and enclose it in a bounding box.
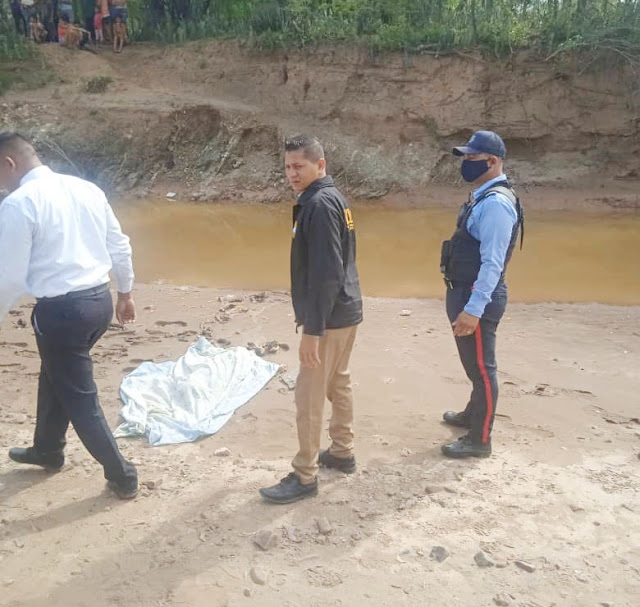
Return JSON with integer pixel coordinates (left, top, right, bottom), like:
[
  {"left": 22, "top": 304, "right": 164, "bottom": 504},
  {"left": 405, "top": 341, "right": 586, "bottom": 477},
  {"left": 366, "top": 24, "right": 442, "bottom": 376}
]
[
  {"left": 108, "top": 477, "right": 139, "bottom": 500},
  {"left": 441, "top": 434, "right": 491, "bottom": 459},
  {"left": 442, "top": 411, "right": 472, "bottom": 429},
  {"left": 259, "top": 472, "right": 318, "bottom": 505},
  {"left": 319, "top": 449, "right": 356, "bottom": 474},
  {"left": 9, "top": 447, "right": 64, "bottom": 472}
]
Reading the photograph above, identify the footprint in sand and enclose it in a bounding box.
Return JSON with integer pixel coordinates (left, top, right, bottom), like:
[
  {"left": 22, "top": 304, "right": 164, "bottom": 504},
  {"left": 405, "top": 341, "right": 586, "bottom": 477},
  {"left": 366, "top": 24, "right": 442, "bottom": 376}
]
[
  {"left": 0, "top": 363, "right": 27, "bottom": 373},
  {"left": 14, "top": 349, "right": 39, "bottom": 359},
  {"left": 0, "top": 342, "right": 29, "bottom": 348},
  {"left": 155, "top": 320, "right": 188, "bottom": 327},
  {"left": 177, "top": 330, "right": 199, "bottom": 338},
  {"left": 146, "top": 329, "right": 171, "bottom": 337},
  {"left": 104, "top": 330, "right": 136, "bottom": 339}
]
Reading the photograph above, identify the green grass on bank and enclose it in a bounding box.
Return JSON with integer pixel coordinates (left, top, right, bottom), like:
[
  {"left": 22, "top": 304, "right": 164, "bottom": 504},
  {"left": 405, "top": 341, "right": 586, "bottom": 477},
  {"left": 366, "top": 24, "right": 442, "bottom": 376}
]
[
  {"left": 127, "top": 0, "right": 640, "bottom": 62},
  {"left": 0, "top": 6, "right": 51, "bottom": 96},
  {"left": 2, "top": 0, "right": 639, "bottom": 96}
]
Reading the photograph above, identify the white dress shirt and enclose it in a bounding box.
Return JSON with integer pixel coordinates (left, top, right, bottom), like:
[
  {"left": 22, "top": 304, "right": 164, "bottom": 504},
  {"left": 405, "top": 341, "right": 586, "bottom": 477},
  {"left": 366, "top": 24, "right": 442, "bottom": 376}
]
[{"left": 0, "top": 166, "right": 134, "bottom": 322}]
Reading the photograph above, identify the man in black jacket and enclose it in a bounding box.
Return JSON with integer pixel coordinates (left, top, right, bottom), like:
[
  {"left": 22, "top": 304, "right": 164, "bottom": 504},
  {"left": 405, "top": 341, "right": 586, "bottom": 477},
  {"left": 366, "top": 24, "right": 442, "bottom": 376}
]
[{"left": 260, "top": 135, "right": 363, "bottom": 504}]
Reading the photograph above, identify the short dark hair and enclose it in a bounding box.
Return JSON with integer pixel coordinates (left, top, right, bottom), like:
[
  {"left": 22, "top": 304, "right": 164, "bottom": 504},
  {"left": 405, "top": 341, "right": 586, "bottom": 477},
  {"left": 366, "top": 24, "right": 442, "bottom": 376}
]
[
  {"left": 284, "top": 135, "right": 325, "bottom": 162},
  {"left": 0, "top": 132, "right": 30, "bottom": 155}
]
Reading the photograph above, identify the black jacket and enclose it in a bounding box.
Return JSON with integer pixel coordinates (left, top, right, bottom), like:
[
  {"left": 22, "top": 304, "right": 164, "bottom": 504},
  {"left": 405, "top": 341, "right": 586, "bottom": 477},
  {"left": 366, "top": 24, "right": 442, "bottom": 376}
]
[{"left": 291, "top": 176, "right": 363, "bottom": 336}]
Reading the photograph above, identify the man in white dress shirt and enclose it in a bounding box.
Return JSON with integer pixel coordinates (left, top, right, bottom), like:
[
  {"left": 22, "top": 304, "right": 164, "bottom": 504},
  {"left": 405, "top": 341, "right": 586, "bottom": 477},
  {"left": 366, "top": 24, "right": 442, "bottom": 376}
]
[{"left": 0, "top": 132, "right": 138, "bottom": 499}]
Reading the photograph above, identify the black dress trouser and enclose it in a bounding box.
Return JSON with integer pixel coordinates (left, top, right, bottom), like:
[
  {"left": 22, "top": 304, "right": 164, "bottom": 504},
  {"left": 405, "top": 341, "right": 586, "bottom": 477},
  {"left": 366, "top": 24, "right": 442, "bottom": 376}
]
[
  {"left": 31, "top": 285, "right": 136, "bottom": 484},
  {"left": 446, "top": 282, "right": 507, "bottom": 445}
]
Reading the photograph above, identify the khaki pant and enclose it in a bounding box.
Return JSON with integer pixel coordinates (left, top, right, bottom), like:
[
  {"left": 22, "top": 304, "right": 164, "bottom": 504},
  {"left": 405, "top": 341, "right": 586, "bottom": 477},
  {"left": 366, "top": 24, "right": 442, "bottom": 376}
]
[{"left": 292, "top": 325, "right": 358, "bottom": 484}]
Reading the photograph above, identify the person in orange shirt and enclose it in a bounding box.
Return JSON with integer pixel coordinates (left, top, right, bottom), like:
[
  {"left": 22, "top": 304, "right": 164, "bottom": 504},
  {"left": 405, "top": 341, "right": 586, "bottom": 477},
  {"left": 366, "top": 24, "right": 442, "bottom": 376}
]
[{"left": 58, "top": 14, "right": 69, "bottom": 45}]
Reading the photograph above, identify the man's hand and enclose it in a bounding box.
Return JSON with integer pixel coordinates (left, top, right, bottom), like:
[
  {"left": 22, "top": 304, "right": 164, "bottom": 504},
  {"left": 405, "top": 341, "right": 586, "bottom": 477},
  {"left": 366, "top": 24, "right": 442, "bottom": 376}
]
[
  {"left": 299, "top": 333, "right": 321, "bottom": 369},
  {"left": 452, "top": 311, "right": 480, "bottom": 338},
  {"left": 116, "top": 292, "right": 136, "bottom": 325}
]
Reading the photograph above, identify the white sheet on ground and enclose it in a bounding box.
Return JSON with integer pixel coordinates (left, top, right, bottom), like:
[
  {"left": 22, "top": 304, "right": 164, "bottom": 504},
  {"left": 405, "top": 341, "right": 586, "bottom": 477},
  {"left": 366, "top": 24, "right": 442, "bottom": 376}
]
[{"left": 114, "top": 337, "right": 279, "bottom": 446}]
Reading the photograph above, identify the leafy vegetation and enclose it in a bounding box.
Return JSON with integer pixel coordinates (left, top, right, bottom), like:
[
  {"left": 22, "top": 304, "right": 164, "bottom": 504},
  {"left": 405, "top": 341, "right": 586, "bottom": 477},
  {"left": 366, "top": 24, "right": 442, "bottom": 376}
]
[
  {"left": 86, "top": 76, "right": 114, "bottom": 94},
  {"left": 126, "top": 0, "right": 640, "bottom": 61},
  {"left": 0, "top": 4, "right": 51, "bottom": 95}
]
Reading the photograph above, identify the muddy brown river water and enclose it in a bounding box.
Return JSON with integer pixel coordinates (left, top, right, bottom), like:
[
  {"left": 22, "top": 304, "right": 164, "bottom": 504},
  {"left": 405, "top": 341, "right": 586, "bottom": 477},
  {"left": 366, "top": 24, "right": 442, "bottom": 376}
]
[{"left": 117, "top": 201, "right": 640, "bottom": 305}]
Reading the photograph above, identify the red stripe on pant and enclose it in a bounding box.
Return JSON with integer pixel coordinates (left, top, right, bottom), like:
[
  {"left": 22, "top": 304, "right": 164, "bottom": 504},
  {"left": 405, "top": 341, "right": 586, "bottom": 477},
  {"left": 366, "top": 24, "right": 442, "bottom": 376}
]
[{"left": 474, "top": 325, "right": 493, "bottom": 444}]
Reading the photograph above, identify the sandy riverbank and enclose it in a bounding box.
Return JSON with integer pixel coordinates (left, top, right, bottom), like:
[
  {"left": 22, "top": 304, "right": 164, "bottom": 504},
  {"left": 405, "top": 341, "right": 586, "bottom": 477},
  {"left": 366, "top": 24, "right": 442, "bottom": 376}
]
[{"left": 1, "top": 284, "right": 639, "bottom": 606}]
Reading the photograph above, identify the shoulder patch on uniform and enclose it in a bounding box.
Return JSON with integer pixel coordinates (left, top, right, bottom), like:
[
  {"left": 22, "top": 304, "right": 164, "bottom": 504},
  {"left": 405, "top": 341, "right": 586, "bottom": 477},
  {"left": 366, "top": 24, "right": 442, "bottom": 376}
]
[{"left": 344, "top": 208, "right": 355, "bottom": 230}]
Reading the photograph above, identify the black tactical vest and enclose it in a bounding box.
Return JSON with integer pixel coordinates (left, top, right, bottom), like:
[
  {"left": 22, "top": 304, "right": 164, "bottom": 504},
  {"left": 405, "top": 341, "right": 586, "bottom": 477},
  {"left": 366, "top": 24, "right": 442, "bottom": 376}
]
[{"left": 440, "top": 182, "right": 524, "bottom": 288}]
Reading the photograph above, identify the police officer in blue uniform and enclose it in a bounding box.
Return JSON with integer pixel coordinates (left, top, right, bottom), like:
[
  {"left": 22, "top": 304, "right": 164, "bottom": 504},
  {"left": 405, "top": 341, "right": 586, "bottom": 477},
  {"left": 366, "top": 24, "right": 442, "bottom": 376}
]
[{"left": 440, "top": 131, "right": 524, "bottom": 458}]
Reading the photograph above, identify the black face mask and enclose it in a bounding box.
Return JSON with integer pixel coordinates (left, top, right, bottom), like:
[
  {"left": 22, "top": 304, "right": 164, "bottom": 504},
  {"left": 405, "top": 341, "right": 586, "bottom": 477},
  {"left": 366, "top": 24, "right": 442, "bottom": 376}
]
[{"left": 461, "top": 159, "right": 489, "bottom": 183}]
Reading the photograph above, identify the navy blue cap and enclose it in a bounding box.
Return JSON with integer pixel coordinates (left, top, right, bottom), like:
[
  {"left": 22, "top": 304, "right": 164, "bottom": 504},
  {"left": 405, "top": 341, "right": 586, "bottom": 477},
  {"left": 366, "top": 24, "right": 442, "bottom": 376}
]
[{"left": 453, "top": 130, "right": 506, "bottom": 158}]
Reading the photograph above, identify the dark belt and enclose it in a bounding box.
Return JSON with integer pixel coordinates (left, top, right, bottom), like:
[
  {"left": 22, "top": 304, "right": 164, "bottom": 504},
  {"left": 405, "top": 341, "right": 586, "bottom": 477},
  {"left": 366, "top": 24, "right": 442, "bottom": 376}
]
[
  {"left": 36, "top": 282, "right": 110, "bottom": 303},
  {"left": 444, "top": 278, "right": 505, "bottom": 290},
  {"left": 443, "top": 278, "right": 472, "bottom": 290}
]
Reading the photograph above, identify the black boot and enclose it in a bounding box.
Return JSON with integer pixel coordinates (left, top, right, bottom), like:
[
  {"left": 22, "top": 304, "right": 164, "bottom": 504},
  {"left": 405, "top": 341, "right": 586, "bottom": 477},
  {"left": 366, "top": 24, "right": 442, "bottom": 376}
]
[
  {"left": 107, "top": 461, "right": 138, "bottom": 500},
  {"left": 319, "top": 449, "right": 356, "bottom": 474},
  {"left": 441, "top": 434, "right": 491, "bottom": 459},
  {"left": 108, "top": 478, "right": 138, "bottom": 500},
  {"left": 9, "top": 447, "right": 64, "bottom": 472},
  {"left": 259, "top": 472, "right": 318, "bottom": 504},
  {"left": 442, "top": 411, "right": 472, "bottom": 429}
]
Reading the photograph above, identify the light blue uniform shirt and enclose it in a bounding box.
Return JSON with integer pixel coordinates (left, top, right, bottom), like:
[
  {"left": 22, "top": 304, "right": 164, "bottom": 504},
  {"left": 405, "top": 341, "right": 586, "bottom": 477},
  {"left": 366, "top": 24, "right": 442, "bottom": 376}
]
[{"left": 464, "top": 174, "right": 518, "bottom": 318}]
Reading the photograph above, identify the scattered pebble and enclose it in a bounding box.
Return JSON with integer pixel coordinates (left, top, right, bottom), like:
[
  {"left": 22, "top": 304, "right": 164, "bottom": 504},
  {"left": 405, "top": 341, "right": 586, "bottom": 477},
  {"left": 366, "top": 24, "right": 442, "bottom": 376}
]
[
  {"left": 400, "top": 448, "right": 413, "bottom": 457},
  {"left": 9, "top": 413, "right": 28, "bottom": 425},
  {"left": 316, "top": 517, "right": 333, "bottom": 536},
  {"left": 166, "top": 192, "right": 177, "bottom": 199},
  {"left": 286, "top": 526, "right": 301, "bottom": 543},
  {"left": 243, "top": 588, "right": 252, "bottom": 597},
  {"left": 429, "top": 546, "right": 450, "bottom": 563},
  {"left": 515, "top": 560, "right": 536, "bottom": 573},
  {"left": 214, "top": 447, "right": 232, "bottom": 457},
  {"left": 142, "top": 480, "right": 162, "bottom": 490},
  {"left": 399, "top": 310, "right": 412, "bottom": 317},
  {"left": 253, "top": 529, "right": 277, "bottom": 551},
  {"left": 424, "top": 485, "right": 443, "bottom": 495},
  {"left": 280, "top": 375, "right": 297, "bottom": 391},
  {"left": 474, "top": 551, "right": 494, "bottom": 568},
  {"left": 263, "top": 341, "right": 280, "bottom": 354},
  {"left": 250, "top": 566, "right": 268, "bottom": 586},
  {"left": 247, "top": 342, "right": 265, "bottom": 357},
  {"left": 494, "top": 594, "right": 511, "bottom": 606}
]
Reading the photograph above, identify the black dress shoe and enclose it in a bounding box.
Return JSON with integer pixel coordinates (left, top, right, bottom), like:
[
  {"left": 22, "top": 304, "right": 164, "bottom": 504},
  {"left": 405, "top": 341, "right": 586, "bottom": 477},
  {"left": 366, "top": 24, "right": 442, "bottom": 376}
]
[
  {"left": 9, "top": 447, "right": 64, "bottom": 472},
  {"left": 442, "top": 411, "right": 472, "bottom": 428},
  {"left": 108, "top": 478, "right": 139, "bottom": 500},
  {"left": 259, "top": 472, "right": 318, "bottom": 504},
  {"left": 319, "top": 449, "right": 356, "bottom": 474},
  {"left": 441, "top": 435, "right": 491, "bottom": 459}
]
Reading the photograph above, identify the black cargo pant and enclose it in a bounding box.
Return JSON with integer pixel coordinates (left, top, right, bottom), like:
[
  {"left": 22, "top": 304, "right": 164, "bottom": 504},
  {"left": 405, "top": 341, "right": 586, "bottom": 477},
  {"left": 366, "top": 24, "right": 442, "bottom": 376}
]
[
  {"left": 31, "top": 284, "right": 136, "bottom": 485},
  {"left": 446, "top": 282, "right": 507, "bottom": 445}
]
